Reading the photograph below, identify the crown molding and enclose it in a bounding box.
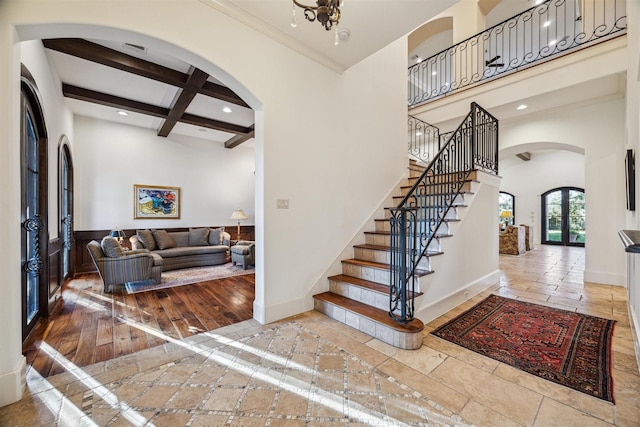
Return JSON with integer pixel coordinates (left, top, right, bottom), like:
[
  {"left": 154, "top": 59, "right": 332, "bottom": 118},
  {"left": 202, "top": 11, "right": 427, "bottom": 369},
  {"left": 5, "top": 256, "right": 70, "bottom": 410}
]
[{"left": 199, "top": 0, "right": 345, "bottom": 74}]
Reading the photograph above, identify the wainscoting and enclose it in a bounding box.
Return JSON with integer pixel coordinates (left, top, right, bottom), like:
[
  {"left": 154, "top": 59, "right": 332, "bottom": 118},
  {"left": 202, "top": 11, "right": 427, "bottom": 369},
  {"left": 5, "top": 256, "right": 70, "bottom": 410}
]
[{"left": 74, "top": 226, "right": 256, "bottom": 274}]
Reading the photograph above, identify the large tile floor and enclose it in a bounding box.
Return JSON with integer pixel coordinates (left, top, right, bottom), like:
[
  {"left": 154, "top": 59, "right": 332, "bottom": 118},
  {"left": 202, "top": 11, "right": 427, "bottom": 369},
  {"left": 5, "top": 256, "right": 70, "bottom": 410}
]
[{"left": 1, "top": 245, "right": 639, "bottom": 426}]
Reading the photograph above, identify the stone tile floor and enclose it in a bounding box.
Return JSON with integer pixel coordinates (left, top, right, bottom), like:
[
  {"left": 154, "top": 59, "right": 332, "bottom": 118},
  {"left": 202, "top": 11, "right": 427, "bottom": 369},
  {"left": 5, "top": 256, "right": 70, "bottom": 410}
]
[{"left": 1, "top": 245, "right": 639, "bottom": 426}]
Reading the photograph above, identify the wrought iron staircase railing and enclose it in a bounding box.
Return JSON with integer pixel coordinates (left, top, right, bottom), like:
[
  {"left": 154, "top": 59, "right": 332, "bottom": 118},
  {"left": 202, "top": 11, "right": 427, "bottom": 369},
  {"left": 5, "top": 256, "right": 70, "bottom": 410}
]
[
  {"left": 389, "top": 102, "right": 498, "bottom": 324},
  {"left": 408, "top": 0, "right": 627, "bottom": 106},
  {"left": 408, "top": 115, "right": 440, "bottom": 163}
]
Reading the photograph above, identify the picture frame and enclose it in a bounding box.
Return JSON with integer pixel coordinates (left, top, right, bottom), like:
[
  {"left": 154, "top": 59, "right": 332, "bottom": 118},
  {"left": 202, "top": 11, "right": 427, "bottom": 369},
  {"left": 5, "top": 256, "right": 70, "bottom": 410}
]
[
  {"left": 134, "top": 184, "right": 181, "bottom": 219},
  {"left": 626, "top": 149, "right": 635, "bottom": 211}
]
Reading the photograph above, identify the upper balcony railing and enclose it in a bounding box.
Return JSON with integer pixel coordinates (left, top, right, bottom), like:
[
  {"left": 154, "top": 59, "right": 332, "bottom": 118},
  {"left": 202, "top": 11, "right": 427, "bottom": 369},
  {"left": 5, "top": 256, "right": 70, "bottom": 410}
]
[{"left": 408, "top": 0, "right": 627, "bottom": 107}]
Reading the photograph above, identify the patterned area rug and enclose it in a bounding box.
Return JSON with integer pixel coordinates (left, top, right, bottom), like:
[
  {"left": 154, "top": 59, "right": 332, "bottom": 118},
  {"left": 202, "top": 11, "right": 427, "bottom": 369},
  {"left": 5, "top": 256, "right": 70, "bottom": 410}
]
[
  {"left": 431, "top": 294, "right": 616, "bottom": 403},
  {"left": 125, "top": 263, "right": 254, "bottom": 294}
]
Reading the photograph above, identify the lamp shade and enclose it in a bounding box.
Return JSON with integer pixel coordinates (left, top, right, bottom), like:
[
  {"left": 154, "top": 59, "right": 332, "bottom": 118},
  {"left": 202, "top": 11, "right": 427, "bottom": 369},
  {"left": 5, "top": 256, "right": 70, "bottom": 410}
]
[
  {"left": 499, "top": 210, "right": 514, "bottom": 219},
  {"left": 230, "top": 209, "right": 248, "bottom": 221},
  {"left": 109, "top": 228, "right": 126, "bottom": 240}
]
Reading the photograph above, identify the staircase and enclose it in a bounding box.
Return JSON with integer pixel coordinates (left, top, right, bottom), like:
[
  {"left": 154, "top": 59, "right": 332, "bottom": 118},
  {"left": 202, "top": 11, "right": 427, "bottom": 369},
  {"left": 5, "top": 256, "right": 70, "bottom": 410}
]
[
  {"left": 313, "top": 160, "right": 478, "bottom": 350},
  {"left": 313, "top": 102, "right": 498, "bottom": 350}
]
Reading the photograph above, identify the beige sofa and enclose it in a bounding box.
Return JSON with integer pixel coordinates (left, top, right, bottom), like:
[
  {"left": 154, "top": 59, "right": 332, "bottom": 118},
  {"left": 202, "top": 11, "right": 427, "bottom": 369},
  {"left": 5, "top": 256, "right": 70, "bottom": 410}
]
[{"left": 130, "top": 227, "right": 231, "bottom": 271}]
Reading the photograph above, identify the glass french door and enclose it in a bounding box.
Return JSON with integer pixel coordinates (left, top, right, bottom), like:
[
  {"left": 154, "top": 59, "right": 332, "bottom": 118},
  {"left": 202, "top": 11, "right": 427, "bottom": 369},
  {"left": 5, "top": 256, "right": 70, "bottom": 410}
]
[
  {"left": 60, "top": 144, "right": 73, "bottom": 283},
  {"left": 21, "top": 76, "right": 48, "bottom": 340},
  {"left": 541, "top": 187, "right": 585, "bottom": 247}
]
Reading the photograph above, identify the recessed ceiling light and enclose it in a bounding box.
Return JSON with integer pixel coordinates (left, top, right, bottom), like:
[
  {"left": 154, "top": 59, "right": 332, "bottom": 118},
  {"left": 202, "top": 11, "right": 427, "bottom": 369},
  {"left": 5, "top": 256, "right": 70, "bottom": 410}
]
[
  {"left": 549, "top": 39, "right": 557, "bottom": 46},
  {"left": 223, "top": 106, "right": 232, "bottom": 113},
  {"left": 432, "top": 71, "right": 437, "bottom": 76},
  {"left": 517, "top": 104, "right": 528, "bottom": 110},
  {"left": 117, "top": 111, "right": 128, "bottom": 116},
  {"left": 543, "top": 21, "right": 551, "bottom": 27}
]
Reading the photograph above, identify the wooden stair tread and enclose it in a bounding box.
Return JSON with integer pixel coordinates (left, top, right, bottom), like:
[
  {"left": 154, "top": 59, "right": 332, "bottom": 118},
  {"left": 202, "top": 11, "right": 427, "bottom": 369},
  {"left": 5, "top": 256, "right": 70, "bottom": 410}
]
[
  {"left": 341, "top": 258, "right": 433, "bottom": 276},
  {"left": 329, "top": 274, "right": 423, "bottom": 298},
  {"left": 353, "top": 243, "right": 390, "bottom": 251},
  {"left": 314, "top": 292, "right": 424, "bottom": 333},
  {"left": 374, "top": 218, "right": 460, "bottom": 223}
]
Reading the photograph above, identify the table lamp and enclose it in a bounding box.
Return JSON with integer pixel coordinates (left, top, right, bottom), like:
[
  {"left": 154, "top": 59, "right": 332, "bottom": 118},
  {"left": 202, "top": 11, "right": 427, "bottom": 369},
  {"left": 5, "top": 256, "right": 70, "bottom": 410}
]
[{"left": 230, "top": 209, "right": 248, "bottom": 240}]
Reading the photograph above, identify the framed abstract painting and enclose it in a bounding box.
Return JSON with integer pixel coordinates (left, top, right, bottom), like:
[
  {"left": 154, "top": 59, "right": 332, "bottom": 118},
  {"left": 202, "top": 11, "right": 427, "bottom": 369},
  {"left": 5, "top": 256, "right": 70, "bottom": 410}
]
[{"left": 134, "top": 184, "right": 181, "bottom": 219}]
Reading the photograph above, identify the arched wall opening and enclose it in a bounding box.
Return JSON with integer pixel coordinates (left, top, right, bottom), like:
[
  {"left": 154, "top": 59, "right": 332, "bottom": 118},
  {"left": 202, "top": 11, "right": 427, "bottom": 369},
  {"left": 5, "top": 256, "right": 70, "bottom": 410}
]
[
  {"left": 498, "top": 141, "right": 586, "bottom": 246},
  {"left": 13, "top": 23, "right": 265, "bottom": 324}
]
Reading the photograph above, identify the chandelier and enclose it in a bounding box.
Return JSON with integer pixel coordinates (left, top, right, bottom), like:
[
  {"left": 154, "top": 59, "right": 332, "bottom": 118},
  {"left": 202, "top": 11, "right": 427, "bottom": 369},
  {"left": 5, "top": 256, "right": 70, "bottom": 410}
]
[{"left": 291, "top": 0, "right": 342, "bottom": 31}]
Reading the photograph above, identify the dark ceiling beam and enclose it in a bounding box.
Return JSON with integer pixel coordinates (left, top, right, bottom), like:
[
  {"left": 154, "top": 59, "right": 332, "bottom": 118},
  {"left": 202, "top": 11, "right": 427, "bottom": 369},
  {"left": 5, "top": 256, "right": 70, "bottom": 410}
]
[
  {"left": 63, "top": 84, "right": 168, "bottom": 117},
  {"left": 62, "top": 84, "right": 253, "bottom": 136},
  {"left": 158, "top": 67, "right": 210, "bottom": 137},
  {"left": 225, "top": 126, "right": 255, "bottom": 149},
  {"left": 43, "top": 38, "right": 250, "bottom": 108}
]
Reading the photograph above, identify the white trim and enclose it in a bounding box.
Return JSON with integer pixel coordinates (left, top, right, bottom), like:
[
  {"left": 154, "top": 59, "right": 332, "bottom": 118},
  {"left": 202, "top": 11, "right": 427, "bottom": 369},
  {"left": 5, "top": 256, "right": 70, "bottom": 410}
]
[
  {"left": 628, "top": 303, "right": 640, "bottom": 376},
  {"left": 583, "top": 270, "right": 625, "bottom": 286},
  {"left": 0, "top": 355, "right": 25, "bottom": 408},
  {"left": 415, "top": 270, "right": 500, "bottom": 324}
]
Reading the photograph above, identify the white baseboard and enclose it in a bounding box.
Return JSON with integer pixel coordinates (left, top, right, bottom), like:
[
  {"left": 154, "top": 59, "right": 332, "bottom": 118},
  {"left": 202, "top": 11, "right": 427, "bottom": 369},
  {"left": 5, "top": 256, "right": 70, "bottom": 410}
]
[
  {"left": 0, "top": 355, "right": 25, "bottom": 408},
  {"left": 416, "top": 270, "right": 500, "bottom": 324},
  {"left": 583, "top": 270, "right": 625, "bottom": 286},
  {"left": 628, "top": 303, "right": 640, "bottom": 375},
  {"left": 254, "top": 296, "right": 314, "bottom": 325}
]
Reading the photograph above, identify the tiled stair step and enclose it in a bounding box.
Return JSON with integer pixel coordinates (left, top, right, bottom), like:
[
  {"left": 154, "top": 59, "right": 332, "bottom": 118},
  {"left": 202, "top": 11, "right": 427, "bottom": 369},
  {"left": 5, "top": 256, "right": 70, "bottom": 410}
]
[
  {"left": 328, "top": 274, "right": 423, "bottom": 311},
  {"left": 392, "top": 191, "right": 474, "bottom": 203},
  {"left": 341, "top": 258, "right": 433, "bottom": 285},
  {"left": 353, "top": 243, "right": 443, "bottom": 264},
  {"left": 383, "top": 204, "right": 467, "bottom": 219},
  {"left": 313, "top": 291, "right": 424, "bottom": 350},
  {"left": 374, "top": 217, "right": 460, "bottom": 233},
  {"left": 364, "top": 230, "right": 452, "bottom": 247},
  {"left": 399, "top": 180, "right": 474, "bottom": 196}
]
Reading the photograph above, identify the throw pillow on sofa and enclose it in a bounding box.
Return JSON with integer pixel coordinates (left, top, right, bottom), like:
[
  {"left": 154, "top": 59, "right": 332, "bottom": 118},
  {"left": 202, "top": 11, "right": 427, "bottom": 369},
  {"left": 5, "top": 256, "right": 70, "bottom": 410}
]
[
  {"left": 152, "top": 229, "right": 176, "bottom": 249},
  {"left": 208, "top": 227, "right": 225, "bottom": 245},
  {"left": 189, "top": 227, "right": 210, "bottom": 246},
  {"left": 101, "top": 236, "right": 125, "bottom": 257},
  {"left": 136, "top": 229, "right": 157, "bottom": 251}
]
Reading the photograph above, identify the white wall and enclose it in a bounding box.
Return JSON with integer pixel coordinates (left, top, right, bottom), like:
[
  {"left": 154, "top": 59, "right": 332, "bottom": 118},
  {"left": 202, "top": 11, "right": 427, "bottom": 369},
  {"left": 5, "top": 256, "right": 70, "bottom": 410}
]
[
  {"left": 20, "top": 40, "right": 74, "bottom": 238},
  {"left": 73, "top": 116, "right": 255, "bottom": 231},
  {"left": 500, "top": 150, "right": 585, "bottom": 244},
  {"left": 0, "top": 0, "right": 410, "bottom": 406}
]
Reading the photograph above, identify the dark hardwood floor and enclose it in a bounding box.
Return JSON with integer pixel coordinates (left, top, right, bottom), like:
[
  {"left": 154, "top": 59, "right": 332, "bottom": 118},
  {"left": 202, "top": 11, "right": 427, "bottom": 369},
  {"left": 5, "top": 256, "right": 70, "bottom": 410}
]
[{"left": 23, "top": 272, "right": 255, "bottom": 378}]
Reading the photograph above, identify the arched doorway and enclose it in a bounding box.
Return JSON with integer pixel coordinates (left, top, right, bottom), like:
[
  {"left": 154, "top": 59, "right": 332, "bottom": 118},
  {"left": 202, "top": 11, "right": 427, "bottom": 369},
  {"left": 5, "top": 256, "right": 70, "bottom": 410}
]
[
  {"left": 541, "top": 187, "right": 585, "bottom": 247},
  {"left": 20, "top": 66, "right": 49, "bottom": 340}
]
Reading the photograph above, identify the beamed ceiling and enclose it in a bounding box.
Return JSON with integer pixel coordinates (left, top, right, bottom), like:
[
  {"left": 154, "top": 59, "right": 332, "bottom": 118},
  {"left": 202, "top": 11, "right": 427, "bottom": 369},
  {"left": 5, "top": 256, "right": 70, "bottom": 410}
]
[{"left": 43, "top": 38, "right": 255, "bottom": 148}]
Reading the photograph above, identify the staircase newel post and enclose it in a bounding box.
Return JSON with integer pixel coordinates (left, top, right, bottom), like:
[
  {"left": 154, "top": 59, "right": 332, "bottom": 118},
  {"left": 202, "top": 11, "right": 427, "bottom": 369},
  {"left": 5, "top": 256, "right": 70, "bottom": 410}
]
[{"left": 398, "top": 208, "right": 407, "bottom": 321}]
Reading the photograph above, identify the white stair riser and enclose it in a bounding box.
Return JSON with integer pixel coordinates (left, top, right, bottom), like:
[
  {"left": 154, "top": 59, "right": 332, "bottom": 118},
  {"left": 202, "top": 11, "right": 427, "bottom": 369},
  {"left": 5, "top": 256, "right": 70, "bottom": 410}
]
[
  {"left": 399, "top": 181, "right": 472, "bottom": 197},
  {"left": 364, "top": 233, "right": 442, "bottom": 252},
  {"left": 329, "top": 280, "right": 389, "bottom": 311},
  {"left": 342, "top": 263, "right": 390, "bottom": 286},
  {"left": 354, "top": 247, "right": 390, "bottom": 264}
]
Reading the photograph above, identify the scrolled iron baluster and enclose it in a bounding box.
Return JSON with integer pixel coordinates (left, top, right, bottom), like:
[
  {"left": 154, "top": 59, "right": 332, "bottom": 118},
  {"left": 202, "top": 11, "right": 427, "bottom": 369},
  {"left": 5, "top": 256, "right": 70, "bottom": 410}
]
[
  {"left": 408, "top": 0, "right": 626, "bottom": 106},
  {"left": 23, "top": 214, "right": 44, "bottom": 274}
]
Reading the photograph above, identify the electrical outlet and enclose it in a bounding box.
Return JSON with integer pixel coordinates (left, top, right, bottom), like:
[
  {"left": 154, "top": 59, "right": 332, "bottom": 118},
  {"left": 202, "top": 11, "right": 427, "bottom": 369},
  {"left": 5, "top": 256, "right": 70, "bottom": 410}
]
[{"left": 277, "top": 199, "right": 289, "bottom": 209}]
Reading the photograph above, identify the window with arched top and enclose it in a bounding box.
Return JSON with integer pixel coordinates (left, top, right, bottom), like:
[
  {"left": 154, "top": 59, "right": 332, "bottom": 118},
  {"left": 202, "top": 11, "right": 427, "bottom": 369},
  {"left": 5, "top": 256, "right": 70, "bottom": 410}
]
[{"left": 499, "top": 191, "right": 515, "bottom": 228}]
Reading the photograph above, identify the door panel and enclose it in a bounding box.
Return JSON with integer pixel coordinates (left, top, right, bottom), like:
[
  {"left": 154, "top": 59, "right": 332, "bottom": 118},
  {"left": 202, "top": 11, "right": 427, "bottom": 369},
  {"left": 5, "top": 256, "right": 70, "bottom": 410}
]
[{"left": 542, "top": 187, "right": 585, "bottom": 247}]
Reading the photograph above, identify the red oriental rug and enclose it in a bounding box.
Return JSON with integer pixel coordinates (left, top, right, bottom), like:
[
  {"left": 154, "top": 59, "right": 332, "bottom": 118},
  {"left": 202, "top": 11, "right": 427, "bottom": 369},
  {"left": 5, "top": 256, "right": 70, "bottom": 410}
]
[{"left": 431, "top": 294, "right": 616, "bottom": 403}]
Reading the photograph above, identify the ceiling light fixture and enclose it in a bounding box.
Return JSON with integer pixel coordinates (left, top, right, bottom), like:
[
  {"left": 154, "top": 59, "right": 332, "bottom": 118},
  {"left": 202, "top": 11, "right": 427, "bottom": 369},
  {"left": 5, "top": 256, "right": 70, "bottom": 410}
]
[{"left": 291, "top": 0, "right": 342, "bottom": 31}]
